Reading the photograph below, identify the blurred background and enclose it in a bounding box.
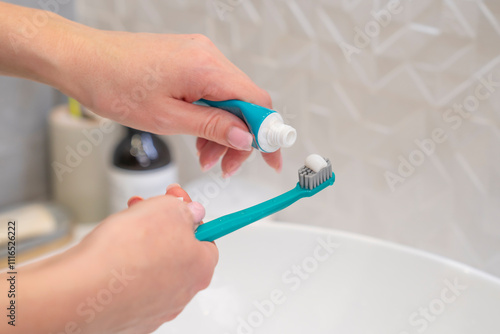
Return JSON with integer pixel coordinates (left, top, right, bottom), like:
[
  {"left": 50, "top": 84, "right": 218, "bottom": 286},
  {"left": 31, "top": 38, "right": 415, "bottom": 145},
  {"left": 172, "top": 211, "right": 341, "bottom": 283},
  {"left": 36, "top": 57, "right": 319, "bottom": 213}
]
[{"left": 1, "top": 0, "right": 499, "bottom": 277}]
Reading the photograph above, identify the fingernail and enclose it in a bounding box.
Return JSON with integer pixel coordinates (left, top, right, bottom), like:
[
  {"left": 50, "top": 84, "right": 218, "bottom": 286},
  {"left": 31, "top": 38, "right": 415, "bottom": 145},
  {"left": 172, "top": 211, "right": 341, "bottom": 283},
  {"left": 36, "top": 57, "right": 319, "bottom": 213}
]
[
  {"left": 201, "top": 160, "right": 217, "bottom": 172},
  {"left": 227, "top": 127, "right": 253, "bottom": 151},
  {"left": 127, "top": 196, "right": 143, "bottom": 207},
  {"left": 166, "top": 183, "right": 181, "bottom": 192},
  {"left": 222, "top": 162, "right": 240, "bottom": 178},
  {"left": 187, "top": 201, "right": 205, "bottom": 223},
  {"left": 222, "top": 169, "right": 236, "bottom": 179}
]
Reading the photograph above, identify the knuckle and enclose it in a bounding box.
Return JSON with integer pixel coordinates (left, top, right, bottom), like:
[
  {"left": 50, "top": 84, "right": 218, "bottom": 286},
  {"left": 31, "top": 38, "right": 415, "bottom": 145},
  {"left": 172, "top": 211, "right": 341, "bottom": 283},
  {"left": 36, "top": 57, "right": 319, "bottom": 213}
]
[
  {"left": 190, "top": 33, "right": 212, "bottom": 46},
  {"left": 151, "top": 111, "right": 176, "bottom": 135},
  {"left": 195, "top": 261, "right": 215, "bottom": 291},
  {"left": 185, "top": 246, "right": 217, "bottom": 291},
  {"left": 185, "top": 35, "right": 217, "bottom": 66},
  {"left": 198, "top": 272, "right": 213, "bottom": 291},
  {"left": 194, "top": 49, "right": 216, "bottom": 68},
  {"left": 199, "top": 111, "right": 224, "bottom": 141}
]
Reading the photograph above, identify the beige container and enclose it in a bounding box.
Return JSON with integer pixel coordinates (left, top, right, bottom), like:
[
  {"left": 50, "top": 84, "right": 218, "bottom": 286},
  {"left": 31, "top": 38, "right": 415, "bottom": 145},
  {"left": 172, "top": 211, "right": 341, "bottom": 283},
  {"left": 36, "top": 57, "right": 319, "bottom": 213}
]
[{"left": 49, "top": 105, "right": 122, "bottom": 222}]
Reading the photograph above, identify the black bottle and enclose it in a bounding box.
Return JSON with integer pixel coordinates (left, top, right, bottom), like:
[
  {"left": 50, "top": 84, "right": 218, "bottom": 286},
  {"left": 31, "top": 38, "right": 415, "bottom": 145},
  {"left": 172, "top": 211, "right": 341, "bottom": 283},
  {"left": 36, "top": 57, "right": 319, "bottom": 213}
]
[{"left": 108, "top": 127, "right": 178, "bottom": 213}]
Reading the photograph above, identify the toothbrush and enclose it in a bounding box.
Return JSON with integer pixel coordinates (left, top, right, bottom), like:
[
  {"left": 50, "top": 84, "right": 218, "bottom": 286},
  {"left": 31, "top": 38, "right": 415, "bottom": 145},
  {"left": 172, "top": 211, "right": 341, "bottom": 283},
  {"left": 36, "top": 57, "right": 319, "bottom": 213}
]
[{"left": 194, "top": 155, "right": 335, "bottom": 242}]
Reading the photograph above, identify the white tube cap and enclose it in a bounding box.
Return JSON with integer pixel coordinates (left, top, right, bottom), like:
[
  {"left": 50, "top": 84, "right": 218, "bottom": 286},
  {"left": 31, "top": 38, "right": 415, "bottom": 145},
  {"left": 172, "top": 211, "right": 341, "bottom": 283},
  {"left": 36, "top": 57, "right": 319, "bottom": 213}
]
[
  {"left": 269, "top": 123, "right": 297, "bottom": 148},
  {"left": 258, "top": 113, "right": 297, "bottom": 152}
]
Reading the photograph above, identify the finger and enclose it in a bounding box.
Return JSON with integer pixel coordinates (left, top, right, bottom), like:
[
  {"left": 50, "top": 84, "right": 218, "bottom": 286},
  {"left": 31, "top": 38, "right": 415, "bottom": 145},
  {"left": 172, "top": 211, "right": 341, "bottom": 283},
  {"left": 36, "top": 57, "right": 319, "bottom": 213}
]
[
  {"left": 127, "top": 196, "right": 143, "bottom": 207},
  {"left": 163, "top": 99, "right": 254, "bottom": 152},
  {"left": 186, "top": 202, "right": 205, "bottom": 225},
  {"left": 165, "top": 185, "right": 205, "bottom": 228},
  {"left": 220, "top": 148, "right": 253, "bottom": 178},
  {"left": 196, "top": 137, "right": 209, "bottom": 155},
  {"left": 261, "top": 150, "right": 282, "bottom": 173},
  {"left": 201, "top": 241, "right": 219, "bottom": 266},
  {"left": 198, "top": 140, "right": 228, "bottom": 172},
  {"left": 166, "top": 184, "right": 192, "bottom": 202}
]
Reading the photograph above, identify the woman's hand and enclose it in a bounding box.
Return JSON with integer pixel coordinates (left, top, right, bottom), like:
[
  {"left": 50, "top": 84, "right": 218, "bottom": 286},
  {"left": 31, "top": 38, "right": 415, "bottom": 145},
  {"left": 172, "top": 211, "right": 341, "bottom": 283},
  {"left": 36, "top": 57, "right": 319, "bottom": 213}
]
[
  {"left": 60, "top": 28, "right": 282, "bottom": 176},
  {"left": 10, "top": 185, "right": 216, "bottom": 334}
]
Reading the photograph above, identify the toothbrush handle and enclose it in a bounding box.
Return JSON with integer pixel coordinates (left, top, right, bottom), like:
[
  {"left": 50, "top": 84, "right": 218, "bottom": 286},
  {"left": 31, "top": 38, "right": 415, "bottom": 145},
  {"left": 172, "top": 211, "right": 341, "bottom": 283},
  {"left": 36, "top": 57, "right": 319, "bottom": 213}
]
[{"left": 195, "top": 185, "right": 304, "bottom": 242}]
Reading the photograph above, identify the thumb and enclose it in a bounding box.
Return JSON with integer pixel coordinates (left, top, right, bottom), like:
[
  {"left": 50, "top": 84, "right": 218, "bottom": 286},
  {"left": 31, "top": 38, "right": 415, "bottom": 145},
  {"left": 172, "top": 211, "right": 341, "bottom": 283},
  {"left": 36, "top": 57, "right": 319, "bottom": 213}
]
[{"left": 167, "top": 99, "right": 254, "bottom": 151}]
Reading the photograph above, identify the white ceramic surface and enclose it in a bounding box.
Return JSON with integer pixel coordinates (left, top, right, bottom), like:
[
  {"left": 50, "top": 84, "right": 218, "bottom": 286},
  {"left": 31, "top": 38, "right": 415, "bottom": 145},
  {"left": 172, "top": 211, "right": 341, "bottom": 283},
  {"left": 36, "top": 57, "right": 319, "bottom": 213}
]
[{"left": 156, "top": 222, "right": 500, "bottom": 334}]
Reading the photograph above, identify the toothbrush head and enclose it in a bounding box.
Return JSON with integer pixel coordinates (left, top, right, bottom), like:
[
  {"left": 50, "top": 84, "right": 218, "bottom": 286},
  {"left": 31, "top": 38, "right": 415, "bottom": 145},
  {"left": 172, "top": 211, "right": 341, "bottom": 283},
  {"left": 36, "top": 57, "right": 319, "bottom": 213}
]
[
  {"left": 194, "top": 154, "right": 335, "bottom": 242},
  {"left": 298, "top": 155, "right": 334, "bottom": 190}
]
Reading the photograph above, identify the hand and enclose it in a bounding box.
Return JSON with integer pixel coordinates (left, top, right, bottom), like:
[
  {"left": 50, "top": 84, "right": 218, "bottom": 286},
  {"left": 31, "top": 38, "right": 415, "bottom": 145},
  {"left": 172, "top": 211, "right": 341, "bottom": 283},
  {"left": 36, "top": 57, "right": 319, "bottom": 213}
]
[
  {"left": 58, "top": 29, "right": 283, "bottom": 176},
  {"left": 0, "top": 3, "right": 282, "bottom": 176},
  {"left": 79, "top": 184, "right": 216, "bottom": 333},
  {"left": 10, "top": 184, "right": 216, "bottom": 334}
]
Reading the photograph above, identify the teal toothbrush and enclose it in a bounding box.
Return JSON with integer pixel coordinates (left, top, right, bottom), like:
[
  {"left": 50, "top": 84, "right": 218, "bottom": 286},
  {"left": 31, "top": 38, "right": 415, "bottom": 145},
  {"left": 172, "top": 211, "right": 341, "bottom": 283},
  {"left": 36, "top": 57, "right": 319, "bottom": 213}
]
[{"left": 195, "top": 155, "right": 335, "bottom": 242}]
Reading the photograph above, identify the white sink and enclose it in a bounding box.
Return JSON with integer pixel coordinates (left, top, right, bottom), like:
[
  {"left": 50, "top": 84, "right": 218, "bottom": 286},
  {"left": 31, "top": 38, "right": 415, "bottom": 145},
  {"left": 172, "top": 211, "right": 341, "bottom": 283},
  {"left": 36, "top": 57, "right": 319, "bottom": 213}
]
[{"left": 156, "top": 222, "right": 500, "bottom": 334}]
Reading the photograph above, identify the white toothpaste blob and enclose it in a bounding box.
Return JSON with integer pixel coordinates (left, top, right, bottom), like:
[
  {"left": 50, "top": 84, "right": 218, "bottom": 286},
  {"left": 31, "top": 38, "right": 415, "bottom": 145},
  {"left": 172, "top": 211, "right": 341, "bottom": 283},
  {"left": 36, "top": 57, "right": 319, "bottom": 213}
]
[{"left": 305, "top": 154, "right": 327, "bottom": 172}]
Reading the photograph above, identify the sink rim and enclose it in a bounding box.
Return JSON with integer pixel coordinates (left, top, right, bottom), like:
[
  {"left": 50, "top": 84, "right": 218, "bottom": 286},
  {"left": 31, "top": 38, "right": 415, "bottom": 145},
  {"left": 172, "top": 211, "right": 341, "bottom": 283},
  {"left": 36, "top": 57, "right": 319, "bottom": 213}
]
[{"left": 241, "top": 221, "right": 500, "bottom": 285}]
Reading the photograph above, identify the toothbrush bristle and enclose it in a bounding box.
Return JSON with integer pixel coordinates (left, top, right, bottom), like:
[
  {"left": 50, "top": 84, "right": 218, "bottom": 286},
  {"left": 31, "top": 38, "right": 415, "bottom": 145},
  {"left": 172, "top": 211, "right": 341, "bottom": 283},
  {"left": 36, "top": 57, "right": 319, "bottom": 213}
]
[{"left": 298, "top": 158, "right": 332, "bottom": 189}]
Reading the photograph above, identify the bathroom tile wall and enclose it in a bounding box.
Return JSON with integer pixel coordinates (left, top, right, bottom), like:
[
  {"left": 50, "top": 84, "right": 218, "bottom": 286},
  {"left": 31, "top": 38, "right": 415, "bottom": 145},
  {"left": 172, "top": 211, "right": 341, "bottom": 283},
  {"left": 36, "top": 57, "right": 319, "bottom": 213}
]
[
  {"left": 76, "top": 0, "right": 500, "bottom": 277},
  {"left": 0, "top": 0, "right": 74, "bottom": 208},
  {"left": 0, "top": 77, "right": 54, "bottom": 207}
]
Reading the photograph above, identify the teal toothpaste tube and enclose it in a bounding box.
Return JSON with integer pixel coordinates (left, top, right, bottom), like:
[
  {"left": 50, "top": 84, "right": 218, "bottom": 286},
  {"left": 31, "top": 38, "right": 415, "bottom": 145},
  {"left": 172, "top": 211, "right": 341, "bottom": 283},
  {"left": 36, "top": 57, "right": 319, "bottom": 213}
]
[{"left": 196, "top": 99, "right": 297, "bottom": 153}]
